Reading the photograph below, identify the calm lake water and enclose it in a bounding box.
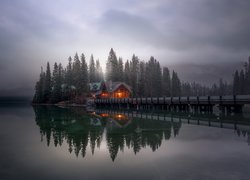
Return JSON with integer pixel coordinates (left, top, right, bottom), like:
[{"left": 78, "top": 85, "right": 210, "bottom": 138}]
[{"left": 1, "top": 104, "right": 250, "bottom": 180}]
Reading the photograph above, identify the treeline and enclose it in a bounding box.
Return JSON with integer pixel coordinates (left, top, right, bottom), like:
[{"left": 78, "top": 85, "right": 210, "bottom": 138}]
[
  {"left": 33, "top": 53, "right": 104, "bottom": 103},
  {"left": 105, "top": 48, "right": 232, "bottom": 97},
  {"left": 33, "top": 48, "right": 248, "bottom": 104},
  {"left": 233, "top": 57, "right": 250, "bottom": 95}
]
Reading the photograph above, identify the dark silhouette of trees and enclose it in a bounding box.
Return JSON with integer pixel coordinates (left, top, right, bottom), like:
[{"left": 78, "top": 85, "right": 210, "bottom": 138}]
[
  {"left": 51, "top": 63, "right": 62, "bottom": 103},
  {"left": 80, "top": 53, "right": 89, "bottom": 93},
  {"left": 171, "top": 71, "right": 181, "bottom": 96},
  {"left": 144, "top": 57, "right": 162, "bottom": 97},
  {"left": 233, "top": 57, "right": 250, "bottom": 95},
  {"left": 73, "top": 53, "right": 82, "bottom": 95},
  {"left": 44, "top": 62, "right": 52, "bottom": 102},
  {"left": 33, "top": 67, "right": 46, "bottom": 103},
  {"left": 162, "top": 67, "right": 171, "bottom": 97},
  {"left": 130, "top": 54, "right": 139, "bottom": 96},
  {"left": 233, "top": 70, "right": 240, "bottom": 95},
  {"left": 33, "top": 49, "right": 249, "bottom": 104},
  {"left": 66, "top": 56, "right": 73, "bottom": 87},
  {"left": 138, "top": 61, "right": 146, "bottom": 96}
]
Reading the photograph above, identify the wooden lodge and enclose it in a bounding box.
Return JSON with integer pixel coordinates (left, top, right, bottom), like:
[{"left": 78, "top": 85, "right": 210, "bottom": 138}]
[{"left": 89, "top": 81, "right": 132, "bottom": 99}]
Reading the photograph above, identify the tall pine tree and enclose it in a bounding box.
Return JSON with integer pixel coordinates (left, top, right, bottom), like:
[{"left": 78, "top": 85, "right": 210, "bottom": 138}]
[
  {"left": 89, "top": 54, "right": 96, "bottom": 83},
  {"left": 124, "top": 60, "right": 130, "bottom": 85},
  {"left": 130, "top": 54, "right": 139, "bottom": 96},
  {"left": 106, "top": 48, "right": 119, "bottom": 81},
  {"left": 117, "top": 57, "right": 124, "bottom": 81},
  {"left": 44, "top": 62, "right": 52, "bottom": 102},
  {"left": 171, "top": 71, "right": 181, "bottom": 96},
  {"left": 162, "top": 67, "right": 171, "bottom": 96},
  {"left": 80, "top": 53, "right": 89, "bottom": 93},
  {"left": 95, "top": 59, "right": 104, "bottom": 82},
  {"left": 73, "top": 53, "right": 82, "bottom": 95}
]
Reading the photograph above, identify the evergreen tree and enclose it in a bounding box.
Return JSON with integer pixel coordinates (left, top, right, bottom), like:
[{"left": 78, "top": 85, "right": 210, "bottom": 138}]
[
  {"left": 73, "top": 53, "right": 82, "bottom": 95},
  {"left": 95, "top": 59, "right": 104, "bottom": 82},
  {"left": 51, "top": 62, "right": 62, "bottom": 103},
  {"left": 138, "top": 61, "right": 146, "bottom": 96},
  {"left": 154, "top": 61, "right": 162, "bottom": 97},
  {"left": 124, "top": 60, "right": 130, "bottom": 85},
  {"left": 130, "top": 54, "right": 139, "bottom": 96},
  {"left": 106, "top": 48, "right": 119, "bottom": 81},
  {"left": 239, "top": 69, "right": 245, "bottom": 94},
  {"left": 162, "top": 67, "right": 171, "bottom": 96},
  {"left": 245, "top": 58, "right": 250, "bottom": 93},
  {"left": 171, "top": 71, "right": 181, "bottom": 96},
  {"left": 44, "top": 62, "right": 52, "bottom": 102},
  {"left": 66, "top": 56, "right": 73, "bottom": 86},
  {"left": 144, "top": 57, "right": 162, "bottom": 97},
  {"left": 218, "top": 78, "right": 226, "bottom": 95},
  {"left": 181, "top": 82, "right": 191, "bottom": 96},
  {"left": 145, "top": 58, "right": 153, "bottom": 97},
  {"left": 33, "top": 67, "right": 46, "bottom": 103},
  {"left": 117, "top": 57, "right": 124, "bottom": 81},
  {"left": 80, "top": 53, "right": 89, "bottom": 93},
  {"left": 233, "top": 70, "right": 240, "bottom": 95},
  {"left": 89, "top": 54, "right": 96, "bottom": 83}
]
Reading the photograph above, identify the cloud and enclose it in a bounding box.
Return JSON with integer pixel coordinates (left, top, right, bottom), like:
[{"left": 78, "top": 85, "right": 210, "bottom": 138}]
[
  {"left": 97, "top": 10, "right": 167, "bottom": 49},
  {"left": 0, "top": 0, "right": 250, "bottom": 97},
  {"left": 155, "top": 0, "right": 250, "bottom": 51}
]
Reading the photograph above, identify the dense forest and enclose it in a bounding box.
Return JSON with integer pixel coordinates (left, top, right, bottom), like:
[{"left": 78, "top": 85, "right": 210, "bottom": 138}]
[
  {"left": 33, "top": 48, "right": 250, "bottom": 104},
  {"left": 233, "top": 57, "right": 250, "bottom": 95}
]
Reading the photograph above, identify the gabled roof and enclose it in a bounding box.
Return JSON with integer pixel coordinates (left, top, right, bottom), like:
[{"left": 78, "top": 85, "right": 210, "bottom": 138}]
[
  {"left": 89, "top": 82, "right": 104, "bottom": 92},
  {"left": 89, "top": 81, "right": 132, "bottom": 93},
  {"left": 105, "top": 81, "right": 132, "bottom": 93}
]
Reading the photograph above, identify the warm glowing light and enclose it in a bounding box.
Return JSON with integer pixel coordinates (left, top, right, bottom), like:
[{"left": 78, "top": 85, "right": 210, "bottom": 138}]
[
  {"left": 116, "top": 92, "right": 124, "bottom": 98},
  {"left": 100, "top": 113, "right": 109, "bottom": 117},
  {"left": 101, "top": 93, "right": 109, "bottom": 98},
  {"left": 115, "top": 114, "right": 125, "bottom": 119}
]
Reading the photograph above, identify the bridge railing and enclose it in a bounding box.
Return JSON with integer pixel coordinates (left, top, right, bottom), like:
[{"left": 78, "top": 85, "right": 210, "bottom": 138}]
[{"left": 94, "top": 95, "right": 250, "bottom": 105}]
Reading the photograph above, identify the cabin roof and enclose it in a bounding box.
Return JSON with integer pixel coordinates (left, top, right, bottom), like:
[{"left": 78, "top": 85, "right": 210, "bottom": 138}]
[
  {"left": 89, "top": 82, "right": 103, "bottom": 92},
  {"left": 105, "top": 81, "right": 132, "bottom": 93},
  {"left": 89, "top": 81, "right": 132, "bottom": 94}
]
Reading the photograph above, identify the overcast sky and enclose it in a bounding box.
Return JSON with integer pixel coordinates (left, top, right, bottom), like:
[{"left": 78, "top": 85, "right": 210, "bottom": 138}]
[{"left": 0, "top": 0, "right": 250, "bottom": 98}]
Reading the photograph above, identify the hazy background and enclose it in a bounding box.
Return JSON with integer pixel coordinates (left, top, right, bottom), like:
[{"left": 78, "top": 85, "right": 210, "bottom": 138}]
[{"left": 1, "top": 0, "right": 250, "bottom": 99}]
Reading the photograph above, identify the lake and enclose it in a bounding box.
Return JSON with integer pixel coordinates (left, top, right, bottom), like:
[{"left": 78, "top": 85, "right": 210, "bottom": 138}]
[{"left": 1, "top": 104, "right": 250, "bottom": 180}]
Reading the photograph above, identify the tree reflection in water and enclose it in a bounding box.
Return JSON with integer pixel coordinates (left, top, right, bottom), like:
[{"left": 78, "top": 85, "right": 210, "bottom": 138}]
[{"left": 33, "top": 106, "right": 181, "bottom": 161}]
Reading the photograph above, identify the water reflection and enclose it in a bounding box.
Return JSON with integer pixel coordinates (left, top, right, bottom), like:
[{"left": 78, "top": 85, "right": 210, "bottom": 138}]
[
  {"left": 33, "top": 106, "right": 181, "bottom": 161},
  {"left": 33, "top": 106, "right": 250, "bottom": 161}
]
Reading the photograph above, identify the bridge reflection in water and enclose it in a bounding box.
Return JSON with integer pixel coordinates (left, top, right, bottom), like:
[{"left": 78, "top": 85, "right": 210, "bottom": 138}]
[{"left": 33, "top": 106, "right": 250, "bottom": 161}]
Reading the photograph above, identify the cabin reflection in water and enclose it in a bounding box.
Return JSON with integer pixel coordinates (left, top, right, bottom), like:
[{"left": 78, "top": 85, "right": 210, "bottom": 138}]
[
  {"left": 33, "top": 106, "right": 181, "bottom": 161},
  {"left": 33, "top": 106, "right": 250, "bottom": 161}
]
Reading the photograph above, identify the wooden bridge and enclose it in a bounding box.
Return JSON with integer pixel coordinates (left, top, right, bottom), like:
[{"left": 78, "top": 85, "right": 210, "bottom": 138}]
[{"left": 94, "top": 95, "right": 250, "bottom": 114}]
